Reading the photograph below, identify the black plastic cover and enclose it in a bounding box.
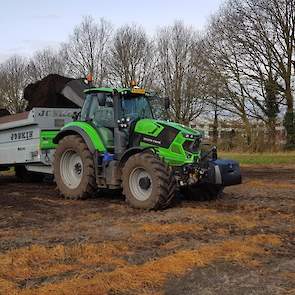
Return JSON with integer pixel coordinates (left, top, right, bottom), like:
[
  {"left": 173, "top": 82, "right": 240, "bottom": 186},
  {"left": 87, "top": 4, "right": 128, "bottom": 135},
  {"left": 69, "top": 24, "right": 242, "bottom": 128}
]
[{"left": 210, "top": 159, "right": 242, "bottom": 186}]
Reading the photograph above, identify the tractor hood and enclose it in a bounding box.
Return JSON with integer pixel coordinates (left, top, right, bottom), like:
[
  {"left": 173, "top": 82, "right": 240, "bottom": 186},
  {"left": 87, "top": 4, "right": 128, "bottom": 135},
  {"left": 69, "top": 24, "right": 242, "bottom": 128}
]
[
  {"left": 134, "top": 118, "right": 201, "bottom": 138},
  {"left": 133, "top": 118, "right": 202, "bottom": 165},
  {"left": 133, "top": 118, "right": 201, "bottom": 149},
  {"left": 158, "top": 120, "right": 201, "bottom": 136}
]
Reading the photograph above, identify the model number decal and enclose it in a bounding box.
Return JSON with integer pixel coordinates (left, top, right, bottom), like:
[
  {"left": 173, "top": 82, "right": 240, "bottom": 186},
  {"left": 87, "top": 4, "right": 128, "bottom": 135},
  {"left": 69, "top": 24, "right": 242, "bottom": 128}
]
[{"left": 11, "top": 131, "right": 33, "bottom": 141}]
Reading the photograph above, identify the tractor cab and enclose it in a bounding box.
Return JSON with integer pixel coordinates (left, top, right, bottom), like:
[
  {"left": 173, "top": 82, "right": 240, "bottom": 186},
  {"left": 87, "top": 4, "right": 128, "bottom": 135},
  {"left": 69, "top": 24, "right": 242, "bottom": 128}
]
[{"left": 80, "top": 86, "right": 162, "bottom": 156}]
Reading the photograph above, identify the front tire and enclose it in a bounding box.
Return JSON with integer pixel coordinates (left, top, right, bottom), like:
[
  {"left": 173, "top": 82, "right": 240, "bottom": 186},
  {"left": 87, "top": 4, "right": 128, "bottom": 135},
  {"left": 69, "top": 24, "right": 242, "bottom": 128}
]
[
  {"left": 122, "top": 152, "right": 176, "bottom": 210},
  {"left": 53, "top": 135, "right": 96, "bottom": 200}
]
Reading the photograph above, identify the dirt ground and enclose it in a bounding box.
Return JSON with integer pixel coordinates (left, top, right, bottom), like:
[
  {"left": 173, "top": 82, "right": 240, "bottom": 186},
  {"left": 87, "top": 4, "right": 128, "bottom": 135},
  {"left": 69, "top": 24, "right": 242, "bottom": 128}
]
[{"left": 0, "top": 166, "right": 294, "bottom": 295}]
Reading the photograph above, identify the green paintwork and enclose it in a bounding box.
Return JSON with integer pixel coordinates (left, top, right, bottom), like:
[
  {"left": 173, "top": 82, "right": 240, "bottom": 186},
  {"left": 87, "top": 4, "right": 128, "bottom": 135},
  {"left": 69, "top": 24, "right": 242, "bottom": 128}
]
[
  {"left": 134, "top": 119, "right": 165, "bottom": 137},
  {"left": 84, "top": 87, "right": 130, "bottom": 94},
  {"left": 84, "top": 87, "right": 152, "bottom": 96},
  {"left": 40, "top": 130, "right": 59, "bottom": 150},
  {"left": 135, "top": 119, "right": 201, "bottom": 137},
  {"left": 159, "top": 120, "right": 201, "bottom": 136},
  {"left": 61, "top": 121, "right": 107, "bottom": 152},
  {"left": 134, "top": 119, "right": 201, "bottom": 166}
]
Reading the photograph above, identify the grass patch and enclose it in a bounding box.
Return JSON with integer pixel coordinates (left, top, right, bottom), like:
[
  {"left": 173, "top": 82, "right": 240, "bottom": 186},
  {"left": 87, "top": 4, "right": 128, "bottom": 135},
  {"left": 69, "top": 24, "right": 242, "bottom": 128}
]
[
  {"left": 141, "top": 223, "right": 203, "bottom": 235},
  {"left": 0, "top": 241, "right": 128, "bottom": 292},
  {"left": 246, "top": 180, "right": 295, "bottom": 190},
  {"left": 14, "top": 234, "right": 281, "bottom": 295},
  {"left": 220, "top": 151, "right": 295, "bottom": 165},
  {"left": 0, "top": 167, "right": 14, "bottom": 176},
  {"left": 183, "top": 208, "right": 264, "bottom": 230}
]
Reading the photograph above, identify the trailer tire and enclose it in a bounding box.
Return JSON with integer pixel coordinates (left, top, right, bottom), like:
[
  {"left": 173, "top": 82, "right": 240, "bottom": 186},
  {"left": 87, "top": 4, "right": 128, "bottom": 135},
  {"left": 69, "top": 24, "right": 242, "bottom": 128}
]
[
  {"left": 122, "top": 152, "right": 176, "bottom": 210},
  {"left": 15, "top": 166, "right": 44, "bottom": 183},
  {"left": 181, "top": 183, "right": 224, "bottom": 201},
  {"left": 53, "top": 135, "right": 96, "bottom": 200}
]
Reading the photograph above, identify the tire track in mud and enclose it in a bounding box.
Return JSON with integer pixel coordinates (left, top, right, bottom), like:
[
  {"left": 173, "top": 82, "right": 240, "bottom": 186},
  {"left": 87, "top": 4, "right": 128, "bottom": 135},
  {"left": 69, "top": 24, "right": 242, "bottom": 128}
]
[{"left": 0, "top": 166, "right": 294, "bottom": 294}]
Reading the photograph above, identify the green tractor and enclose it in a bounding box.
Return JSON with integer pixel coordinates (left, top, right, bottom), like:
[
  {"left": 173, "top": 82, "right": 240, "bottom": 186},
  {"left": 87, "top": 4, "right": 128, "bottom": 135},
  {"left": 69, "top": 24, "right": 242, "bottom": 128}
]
[{"left": 53, "top": 85, "right": 241, "bottom": 209}]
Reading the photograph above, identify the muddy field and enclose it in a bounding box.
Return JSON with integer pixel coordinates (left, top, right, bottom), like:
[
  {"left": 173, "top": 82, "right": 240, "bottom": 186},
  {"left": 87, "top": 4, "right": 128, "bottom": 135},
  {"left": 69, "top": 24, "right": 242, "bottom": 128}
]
[{"left": 0, "top": 166, "right": 294, "bottom": 295}]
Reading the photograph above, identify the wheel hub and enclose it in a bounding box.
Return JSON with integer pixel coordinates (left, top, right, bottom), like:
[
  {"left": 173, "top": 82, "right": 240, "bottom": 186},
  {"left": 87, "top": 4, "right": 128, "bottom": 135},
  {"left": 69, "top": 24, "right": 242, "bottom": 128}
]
[
  {"left": 139, "top": 176, "right": 151, "bottom": 190},
  {"left": 129, "top": 168, "right": 153, "bottom": 201},
  {"left": 60, "top": 150, "right": 83, "bottom": 189},
  {"left": 74, "top": 163, "right": 82, "bottom": 175}
]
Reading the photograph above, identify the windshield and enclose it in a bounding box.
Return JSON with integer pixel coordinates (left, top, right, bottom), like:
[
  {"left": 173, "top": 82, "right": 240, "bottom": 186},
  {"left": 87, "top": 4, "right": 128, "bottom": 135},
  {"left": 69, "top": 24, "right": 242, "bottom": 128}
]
[
  {"left": 121, "top": 95, "right": 154, "bottom": 120},
  {"left": 148, "top": 96, "right": 168, "bottom": 120},
  {"left": 81, "top": 93, "right": 114, "bottom": 128}
]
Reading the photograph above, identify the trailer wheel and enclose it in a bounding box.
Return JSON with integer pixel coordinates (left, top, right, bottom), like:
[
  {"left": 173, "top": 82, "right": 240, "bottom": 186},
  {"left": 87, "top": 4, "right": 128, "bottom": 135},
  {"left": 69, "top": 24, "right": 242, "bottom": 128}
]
[
  {"left": 181, "top": 183, "right": 224, "bottom": 201},
  {"left": 122, "top": 152, "right": 176, "bottom": 210},
  {"left": 15, "top": 165, "right": 44, "bottom": 183},
  {"left": 53, "top": 135, "right": 96, "bottom": 200}
]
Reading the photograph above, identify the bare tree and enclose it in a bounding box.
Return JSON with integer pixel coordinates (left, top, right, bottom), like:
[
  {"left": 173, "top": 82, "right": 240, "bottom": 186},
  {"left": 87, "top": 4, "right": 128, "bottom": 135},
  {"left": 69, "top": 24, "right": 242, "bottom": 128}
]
[
  {"left": 242, "top": 0, "right": 295, "bottom": 148},
  {"left": 205, "top": 0, "right": 291, "bottom": 147},
  {"left": 156, "top": 21, "right": 206, "bottom": 124},
  {"left": 214, "top": 0, "right": 295, "bottom": 147},
  {"left": 62, "top": 16, "right": 112, "bottom": 85},
  {"left": 0, "top": 56, "right": 28, "bottom": 113},
  {"left": 107, "top": 24, "right": 156, "bottom": 88},
  {"left": 27, "top": 47, "right": 66, "bottom": 82}
]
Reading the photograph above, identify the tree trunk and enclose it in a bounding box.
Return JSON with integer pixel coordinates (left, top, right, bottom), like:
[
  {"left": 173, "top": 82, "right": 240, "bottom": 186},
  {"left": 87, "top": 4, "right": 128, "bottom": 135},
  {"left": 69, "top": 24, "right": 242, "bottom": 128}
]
[
  {"left": 212, "top": 110, "right": 218, "bottom": 144},
  {"left": 283, "top": 86, "right": 295, "bottom": 149},
  {"left": 267, "top": 118, "right": 277, "bottom": 151},
  {"left": 242, "top": 115, "right": 252, "bottom": 147}
]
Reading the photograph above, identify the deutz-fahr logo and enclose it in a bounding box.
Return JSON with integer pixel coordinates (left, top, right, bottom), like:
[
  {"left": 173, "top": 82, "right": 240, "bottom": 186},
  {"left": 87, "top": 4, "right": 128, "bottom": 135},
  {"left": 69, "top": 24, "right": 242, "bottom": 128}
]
[
  {"left": 11, "top": 131, "right": 33, "bottom": 141},
  {"left": 142, "top": 137, "right": 162, "bottom": 145}
]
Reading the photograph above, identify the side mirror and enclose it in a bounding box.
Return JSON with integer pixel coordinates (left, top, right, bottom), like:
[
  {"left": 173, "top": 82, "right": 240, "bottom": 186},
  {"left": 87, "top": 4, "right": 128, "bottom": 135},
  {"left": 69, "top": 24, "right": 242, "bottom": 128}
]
[{"left": 164, "top": 97, "right": 170, "bottom": 110}]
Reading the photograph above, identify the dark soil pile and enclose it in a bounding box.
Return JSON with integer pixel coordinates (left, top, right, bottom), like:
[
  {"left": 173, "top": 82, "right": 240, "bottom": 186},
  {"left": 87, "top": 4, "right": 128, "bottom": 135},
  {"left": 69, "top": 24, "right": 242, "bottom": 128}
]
[
  {"left": 24, "top": 74, "right": 79, "bottom": 110},
  {"left": 0, "top": 109, "right": 10, "bottom": 117}
]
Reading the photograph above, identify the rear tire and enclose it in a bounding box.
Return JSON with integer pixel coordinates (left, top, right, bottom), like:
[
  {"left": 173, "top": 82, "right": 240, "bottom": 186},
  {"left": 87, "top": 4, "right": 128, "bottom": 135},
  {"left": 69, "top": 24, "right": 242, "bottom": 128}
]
[
  {"left": 53, "top": 135, "right": 96, "bottom": 200},
  {"left": 181, "top": 183, "right": 224, "bottom": 201},
  {"left": 122, "top": 152, "right": 176, "bottom": 210}
]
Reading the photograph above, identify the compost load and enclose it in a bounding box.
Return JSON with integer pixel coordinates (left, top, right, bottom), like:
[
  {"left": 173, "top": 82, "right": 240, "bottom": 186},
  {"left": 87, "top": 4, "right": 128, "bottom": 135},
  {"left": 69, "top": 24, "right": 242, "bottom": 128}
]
[
  {"left": 0, "top": 109, "right": 10, "bottom": 117},
  {"left": 24, "top": 74, "right": 87, "bottom": 110}
]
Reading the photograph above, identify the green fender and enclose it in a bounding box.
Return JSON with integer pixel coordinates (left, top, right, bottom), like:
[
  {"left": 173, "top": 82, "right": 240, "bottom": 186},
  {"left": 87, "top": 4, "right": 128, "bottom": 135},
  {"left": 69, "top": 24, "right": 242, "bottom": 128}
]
[{"left": 53, "top": 121, "right": 106, "bottom": 153}]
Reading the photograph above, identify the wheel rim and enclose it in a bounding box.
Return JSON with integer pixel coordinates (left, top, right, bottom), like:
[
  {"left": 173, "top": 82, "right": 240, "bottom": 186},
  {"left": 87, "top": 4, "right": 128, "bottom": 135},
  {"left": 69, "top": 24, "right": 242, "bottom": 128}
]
[
  {"left": 129, "top": 167, "right": 152, "bottom": 201},
  {"left": 60, "top": 150, "right": 83, "bottom": 189}
]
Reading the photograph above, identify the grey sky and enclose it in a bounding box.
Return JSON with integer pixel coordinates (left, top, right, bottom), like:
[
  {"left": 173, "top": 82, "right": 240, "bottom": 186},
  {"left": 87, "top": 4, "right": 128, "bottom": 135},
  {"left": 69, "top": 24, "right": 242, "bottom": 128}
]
[{"left": 0, "top": 0, "right": 224, "bottom": 62}]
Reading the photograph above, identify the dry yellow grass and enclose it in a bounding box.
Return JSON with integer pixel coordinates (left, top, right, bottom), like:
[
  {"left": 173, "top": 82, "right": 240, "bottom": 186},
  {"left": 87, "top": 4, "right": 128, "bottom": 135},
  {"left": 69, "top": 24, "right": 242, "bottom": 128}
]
[
  {"left": 0, "top": 277, "right": 16, "bottom": 295},
  {"left": 160, "top": 238, "right": 188, "bottom": 250},
  {"left": 0, "top": 197, "right": 287, "bottom": 295},
  {"left": 215, "top": 228, "right": 230, "bottom": 237},
  {"left": 0, "top": 234, "right": 281, "bottom": 295},
  {"left": 141, "top": 223, "right": 203, "bottom": 235},
  {"left": 230, "top": 204, "right": 295, "bottom": 225},
  {"left": 281, "top": 272, "right": 295, "bottom": 280},
  {"left": 246, "top": 180, "right": 295, "bottom": 190},
  {"left": 183, "top": 208, "right": 263, "bottom": 229},
  {"left": 0, "top": 241, "right": 128, "bottom": 294}
]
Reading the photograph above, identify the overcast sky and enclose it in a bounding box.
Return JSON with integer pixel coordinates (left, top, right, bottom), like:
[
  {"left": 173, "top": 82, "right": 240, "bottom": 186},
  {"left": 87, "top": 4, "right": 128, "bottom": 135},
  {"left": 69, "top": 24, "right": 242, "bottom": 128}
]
[{"left": 0, "top": 0, "right": 224, "bottom": 62}]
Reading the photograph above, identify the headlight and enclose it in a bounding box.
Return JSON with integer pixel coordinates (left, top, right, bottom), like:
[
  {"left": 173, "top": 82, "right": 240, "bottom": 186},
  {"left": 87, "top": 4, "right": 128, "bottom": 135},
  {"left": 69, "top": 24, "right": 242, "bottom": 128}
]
[{"left": 184, "top": 133, "right": 195, "bottom": 139}]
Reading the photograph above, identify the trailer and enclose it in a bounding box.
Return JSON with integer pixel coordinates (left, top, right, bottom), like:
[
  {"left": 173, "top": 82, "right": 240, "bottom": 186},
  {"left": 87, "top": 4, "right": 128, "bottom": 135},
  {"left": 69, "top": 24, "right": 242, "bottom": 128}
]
[{"left": 0, "top": 108, "right": 79, "bottom": 176}]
